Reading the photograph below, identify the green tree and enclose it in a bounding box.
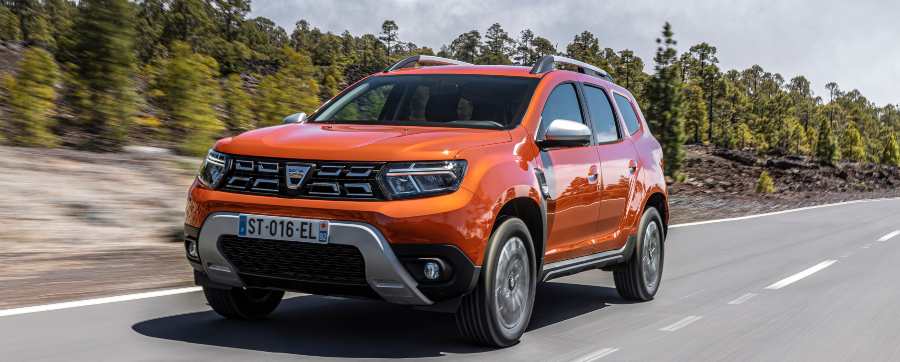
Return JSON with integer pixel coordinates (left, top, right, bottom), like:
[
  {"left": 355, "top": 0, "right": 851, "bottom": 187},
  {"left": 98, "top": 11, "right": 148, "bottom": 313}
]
[
  {"left": 215, "top": 0, "right": 250, "bottom": 42},
  {"left": 644, "top": 22, "right": 686, "bottom": 179},
  {"left": 162, "top": 0, "right": 218, "bottom": 54},
  {"left": 756, "top": 171, "right": 775, "bottom": 193},
  {"left": 135, "top": 0, "right": 168, "bottom": 63},
  {"left": 682, "top": 83, "right": 708, "bottom": 144},
  {"left": 479, "top": 23, "right": 512, "bottom": 64},
  {"left": 150, "top": 42, "right": 223, "bottom": 155},
  {"left": 222, "top": 73, "right": 253, "bottom": 132},
  {"left": 68, "top": 0, "right": 138, "bottom": 150},
  {"left": 841, "top": 123, "right": 866, "bottom": 162},
  {"left": 3, "top": 47, "right": 60, "bottom": 146},
  {"left": 447, "top": 30, "right": 481, "bottom": 63},
  {"left": 378, "top": 20, "right": 398, "bottom": 55},
  {"left": 12, "top": 0, "right": 51, "bottom": 47},
  {"left": 685, "top": 43, "right": 720, "bottom": 143},
  {"left": 816, "top": 117, "right": 840, "bottom": 165},
  {"left": 882, "top": 133, "right": 900, "bottom": 166},
  {"left": 253, "top": 48, "right": 320, "bottom": 127},
  {"left": 565, "top": 30, "right": 604, "bottom": 68},
  {"left": 0, "top": 4, "right": 20, "bottom": 41}
]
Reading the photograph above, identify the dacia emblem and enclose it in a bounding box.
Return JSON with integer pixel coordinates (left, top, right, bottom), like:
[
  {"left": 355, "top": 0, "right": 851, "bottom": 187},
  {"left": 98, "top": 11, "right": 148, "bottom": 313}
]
[{"left": 285, "top": 163, "right": 312, "bottom": 190}]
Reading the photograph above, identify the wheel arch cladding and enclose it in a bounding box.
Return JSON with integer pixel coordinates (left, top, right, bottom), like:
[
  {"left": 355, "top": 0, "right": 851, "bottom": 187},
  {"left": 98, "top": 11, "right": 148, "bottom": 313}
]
[
  {"left": 644, "top": 192, "right": 668, "bottom": 233},
  {"left": 496, "top": 197, "right": 544, "bottom": 269}
]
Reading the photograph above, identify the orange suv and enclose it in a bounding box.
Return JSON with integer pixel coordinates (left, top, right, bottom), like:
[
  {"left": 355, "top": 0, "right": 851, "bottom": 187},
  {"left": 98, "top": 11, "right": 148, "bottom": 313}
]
[{"left": 184, "top": 55, "right": 669, "bottom": 347}]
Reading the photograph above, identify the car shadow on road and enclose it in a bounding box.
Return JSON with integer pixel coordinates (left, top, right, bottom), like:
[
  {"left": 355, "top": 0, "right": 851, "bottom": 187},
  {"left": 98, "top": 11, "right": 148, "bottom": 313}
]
[{"left": 132, "top": 281, "right": 625, "bottom": 358}]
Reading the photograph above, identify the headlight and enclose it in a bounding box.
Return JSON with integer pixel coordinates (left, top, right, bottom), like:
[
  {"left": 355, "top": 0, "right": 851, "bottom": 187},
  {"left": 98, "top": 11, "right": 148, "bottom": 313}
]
[
  {"left": 198, "top": 149, "right": 229, "bottom": 188},
  {"left": 381, "top": 160, "right": 467, "bottom": 199}
]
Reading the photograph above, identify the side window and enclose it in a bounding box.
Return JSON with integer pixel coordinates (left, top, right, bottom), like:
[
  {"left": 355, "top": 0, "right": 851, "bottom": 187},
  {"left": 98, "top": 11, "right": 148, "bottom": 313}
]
[
  {"left": 583, "top": 86, "right": 620, "bottom": 143},
  {"left": 614, "top": 93, "right": 641, "bottom": 135},
  {"left": 540, "top": 83, "right": 586, "bottom": 135}
]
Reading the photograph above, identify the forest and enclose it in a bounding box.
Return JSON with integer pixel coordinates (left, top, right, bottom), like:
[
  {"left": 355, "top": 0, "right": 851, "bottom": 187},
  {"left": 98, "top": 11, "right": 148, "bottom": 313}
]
[{"left": 0, "top": 0, "right": 898, "bottom": 179}]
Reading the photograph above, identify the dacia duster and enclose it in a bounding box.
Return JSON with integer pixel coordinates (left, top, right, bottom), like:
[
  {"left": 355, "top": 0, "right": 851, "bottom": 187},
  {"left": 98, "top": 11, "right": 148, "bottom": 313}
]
[{"left": 184, "top": 55, "right": 669, "bottom": 347}]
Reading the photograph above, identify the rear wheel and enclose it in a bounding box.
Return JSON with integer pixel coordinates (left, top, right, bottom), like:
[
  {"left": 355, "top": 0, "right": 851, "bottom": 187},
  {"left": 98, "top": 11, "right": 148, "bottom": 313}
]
[
  {"left": 455, "top": 218, "right": 536, "bottom": 347},
  {"left": 203, "top": 286, "right": 284, "bottom": 320},
  {"left": 614, "top": 207, "right": 664, "bottom": 301}
]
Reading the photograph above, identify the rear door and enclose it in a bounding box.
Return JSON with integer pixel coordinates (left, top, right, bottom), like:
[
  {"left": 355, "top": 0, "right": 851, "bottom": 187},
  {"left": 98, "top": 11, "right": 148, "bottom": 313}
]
[
  {"left": 538, "top": 83, "right": 603, "bottom": 263},
  {"left": 582, "top": 85, "right": 639, "bottom": 252}
]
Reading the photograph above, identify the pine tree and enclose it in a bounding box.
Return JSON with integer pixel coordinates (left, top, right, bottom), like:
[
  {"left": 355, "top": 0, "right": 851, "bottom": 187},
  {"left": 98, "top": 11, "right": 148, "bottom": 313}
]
[
  {"left": 645, "top": 22, "right": 687, "bottom": 179},
  {"left": 253, "top": 48, "right": 320, "bottom": 127},
  {"left": 222, "top": 73, "right": 253, "bottom": 132},
  {"left": 68, "top": 0, "right": 138, "bottom": 150},
  {"left": 565, "top": 31, "right": 604, "bottom": 68},
  {"left": 882, "top": 133, "right": 900, "bottom": 166},
  {"left": 447, "top": 30, "right": 481, "bottom": 63},
  {"left": 151, "top": 42, "right": 223, "bottom": 155},
  {"left": 13, "top": 0, "right": 51, "bottom": 47},
  {"left": 3, "top": 47, "right": 60, "bottom": 146},
  {"left": 0, "top": 4, "right": 20, "bottom": 41},
  {"left": 378, "top": 20, "right": 398, "bottom": 55},
  {"left": 841, "top": 123, "right": 866, "bottom": 162},
  {"left": 682, "top": 83, "right": 708, "bottom": 144},
  {"left": 816, "top": 118, "right": 840, "bottom": 165},
  {"left": 479, "top": 23, "right": 513, "bottom": 64}
]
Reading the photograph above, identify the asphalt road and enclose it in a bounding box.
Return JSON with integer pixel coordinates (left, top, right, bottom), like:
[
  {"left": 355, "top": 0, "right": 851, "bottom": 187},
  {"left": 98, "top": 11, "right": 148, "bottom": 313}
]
[{"left": 3, "top": 198, "right": 900, "bottom": 361}]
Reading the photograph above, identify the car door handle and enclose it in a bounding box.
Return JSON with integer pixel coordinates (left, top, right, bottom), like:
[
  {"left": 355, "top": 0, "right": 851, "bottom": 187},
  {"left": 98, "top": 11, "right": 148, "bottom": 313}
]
[
  {"left": 587, "top": 165, "right": 599, "bottom": 184},
  {"left": 627, "top": 160, "right": 637, "bottom": 175}
]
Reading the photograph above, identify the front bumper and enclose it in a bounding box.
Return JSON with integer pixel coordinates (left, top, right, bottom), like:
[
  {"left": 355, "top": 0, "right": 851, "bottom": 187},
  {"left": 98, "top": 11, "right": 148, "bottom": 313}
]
[{"left": 190, "top": 212, "right": 456, "bottom": 306}]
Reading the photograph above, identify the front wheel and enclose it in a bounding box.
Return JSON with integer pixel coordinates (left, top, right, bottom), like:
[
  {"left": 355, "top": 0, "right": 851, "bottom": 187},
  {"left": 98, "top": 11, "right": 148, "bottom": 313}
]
[
  {"left": 614, "top": 207, "right": 664, "bottom": 301},
  {"left": 203, "top": 286, "right": 284, "bottom": 320},
  {"left": 455, "top": 217, "right": 536, "bottom": 347}
]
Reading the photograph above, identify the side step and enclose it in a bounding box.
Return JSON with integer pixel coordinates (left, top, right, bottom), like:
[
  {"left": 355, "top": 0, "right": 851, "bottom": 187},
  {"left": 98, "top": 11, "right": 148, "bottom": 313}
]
[{"left": 540, "top": 235, "right": 636, "bottom": 282}]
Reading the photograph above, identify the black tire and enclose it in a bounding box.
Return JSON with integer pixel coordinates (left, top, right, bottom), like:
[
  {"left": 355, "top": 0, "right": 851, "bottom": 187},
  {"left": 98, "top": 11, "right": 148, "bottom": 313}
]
[
  {"left": 614, "top": 207, "right": 664, "bottom": 301},
  {"left": 455, "top": 217, "right": 537, "bottom": 347},
  {"left": 203, "top": 286, "right": 284, "bottom": 320}
]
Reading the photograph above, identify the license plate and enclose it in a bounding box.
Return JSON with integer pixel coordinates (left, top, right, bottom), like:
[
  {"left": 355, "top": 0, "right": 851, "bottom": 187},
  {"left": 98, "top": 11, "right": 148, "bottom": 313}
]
[{"left": 238, "top": 214, "right": 329, "bottom": 243}]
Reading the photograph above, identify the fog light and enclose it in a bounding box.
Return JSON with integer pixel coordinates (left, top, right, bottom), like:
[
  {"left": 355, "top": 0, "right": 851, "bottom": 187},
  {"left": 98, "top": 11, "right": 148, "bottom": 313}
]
[
  {"left": 423, "top": 261, "right": 442, "bottom": 281},
  {"left": 186, "top": 239, "right": 199, "bottom": 259}
]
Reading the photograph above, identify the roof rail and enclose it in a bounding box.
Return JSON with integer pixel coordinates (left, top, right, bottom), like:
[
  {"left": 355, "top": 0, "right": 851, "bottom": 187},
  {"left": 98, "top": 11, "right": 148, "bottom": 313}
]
[
  {"left": 530, "top": 55, "right": 614, "bottom": 82},
  {"left": 384, "top": 55, "right": 472, "bottom": 72}
]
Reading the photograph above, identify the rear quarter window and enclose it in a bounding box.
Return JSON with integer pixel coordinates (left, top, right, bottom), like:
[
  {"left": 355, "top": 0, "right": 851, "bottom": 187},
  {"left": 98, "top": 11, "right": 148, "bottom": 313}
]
[{"left": 614, "top": 93, "right": 641, "bottom": 135}]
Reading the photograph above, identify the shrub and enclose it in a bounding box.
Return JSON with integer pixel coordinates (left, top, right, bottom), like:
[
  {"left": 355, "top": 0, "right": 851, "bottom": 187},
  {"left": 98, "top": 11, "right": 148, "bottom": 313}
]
[{"left": 756, "top": 170, "right": 775, "bottom": 193}]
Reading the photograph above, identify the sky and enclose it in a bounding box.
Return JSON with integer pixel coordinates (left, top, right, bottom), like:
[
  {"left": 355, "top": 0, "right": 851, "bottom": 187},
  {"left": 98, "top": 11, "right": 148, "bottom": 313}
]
[{"left": 251, "top": 0, "right": 900, "bottom": 106}]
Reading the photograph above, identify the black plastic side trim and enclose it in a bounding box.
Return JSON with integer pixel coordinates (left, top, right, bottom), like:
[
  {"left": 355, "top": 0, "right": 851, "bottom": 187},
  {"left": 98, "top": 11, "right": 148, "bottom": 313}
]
[
  {"left": 392, "top": 244, "right": 480, "bottom": 302},
  {"left": 540, "top": 234, "right": 636, "bottom": 281}
]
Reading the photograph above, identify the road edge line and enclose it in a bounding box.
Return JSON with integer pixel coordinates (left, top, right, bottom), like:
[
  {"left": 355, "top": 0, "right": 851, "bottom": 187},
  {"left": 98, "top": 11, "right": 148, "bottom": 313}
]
[
  {"left": 669, "top": 197, "right": 900, "bottom": 229},
  {"left": 0, "top": 287, "right": 202, "bottom": 318}
]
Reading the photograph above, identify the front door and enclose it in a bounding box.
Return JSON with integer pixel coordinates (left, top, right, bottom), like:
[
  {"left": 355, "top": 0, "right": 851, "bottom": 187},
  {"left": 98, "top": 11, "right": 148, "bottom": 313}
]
[{"left": 538, "top": 83, "right": 602, "bottom": 263}]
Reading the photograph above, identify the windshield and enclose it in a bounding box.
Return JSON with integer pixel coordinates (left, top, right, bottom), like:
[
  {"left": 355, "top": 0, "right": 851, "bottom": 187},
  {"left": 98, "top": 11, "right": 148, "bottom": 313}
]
[{"left": 311, "top": 75, "right": 539, "bottom": 129}]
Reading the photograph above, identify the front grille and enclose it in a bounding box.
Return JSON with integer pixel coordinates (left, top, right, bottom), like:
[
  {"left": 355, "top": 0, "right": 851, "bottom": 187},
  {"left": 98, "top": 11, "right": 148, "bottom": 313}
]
[
  {"left": 219, "top": 235, "right": 368, "bottom": 286},
  {"left": 220, "top": 156, "right": 386, "bottom": 200}
]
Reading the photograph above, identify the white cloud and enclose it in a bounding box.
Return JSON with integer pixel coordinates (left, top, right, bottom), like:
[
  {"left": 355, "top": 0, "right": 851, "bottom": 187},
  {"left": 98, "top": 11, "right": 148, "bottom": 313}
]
[{"left": 252, "top": 0, "right": 900, "bottom": 106}]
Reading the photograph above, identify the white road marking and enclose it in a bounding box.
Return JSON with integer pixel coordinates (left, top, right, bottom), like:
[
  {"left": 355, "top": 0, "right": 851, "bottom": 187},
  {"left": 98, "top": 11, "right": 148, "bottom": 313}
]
[
  {"left": 0, "top": 287, "right": 202, "bottom": 318},
  {"left": 669, "top": 197, "right": 900, "bottom": 229},
  {"left": 571, "top": 348, "right": 619, "bottom": 362},
  {"left": 839, "top": 252, "right": 853, "bottom": 258},
  {"left": 862, "top": 243, "right": 872, "bottom": 249},
  {"left": 659, "top": 316, "right": 703, "bottom": 332},
  {"left": 727, "top": 293, "right": 758, "bottom": 305},
  {"left": 877, "top": 230, "right": 900, "bottom": 242},
  {"left": 765, "top": 260, "right": 837, "bottom": 290}
]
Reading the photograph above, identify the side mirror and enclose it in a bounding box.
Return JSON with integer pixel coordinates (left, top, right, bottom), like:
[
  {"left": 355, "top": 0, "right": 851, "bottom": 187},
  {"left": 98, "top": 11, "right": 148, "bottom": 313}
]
[
  {"left": 537, "top": 119, "right": 592, "bottom": 149},
  {"left": 282, "top": 112, "right": 307, "bottom": 124}
]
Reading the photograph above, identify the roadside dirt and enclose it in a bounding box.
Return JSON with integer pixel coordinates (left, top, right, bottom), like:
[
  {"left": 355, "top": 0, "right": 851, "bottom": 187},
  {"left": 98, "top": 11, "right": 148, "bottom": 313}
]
[{"left": 1, "top": 145, "right": 897, "bottom": 309}]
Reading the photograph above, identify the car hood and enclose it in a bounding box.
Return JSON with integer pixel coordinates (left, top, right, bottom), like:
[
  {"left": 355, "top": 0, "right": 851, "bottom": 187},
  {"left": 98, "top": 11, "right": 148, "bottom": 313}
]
[{"left": 215, "top": 123, "right": 512, "bottom": 161}]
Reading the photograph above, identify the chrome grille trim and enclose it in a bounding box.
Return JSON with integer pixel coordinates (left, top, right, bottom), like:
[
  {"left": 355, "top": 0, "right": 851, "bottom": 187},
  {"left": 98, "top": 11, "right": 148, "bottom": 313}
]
[{"left": 218, "top": 156, "right": 386, "bottom": 200}]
